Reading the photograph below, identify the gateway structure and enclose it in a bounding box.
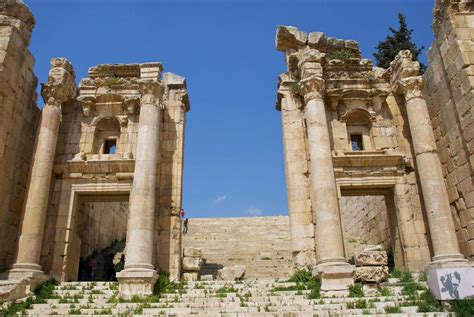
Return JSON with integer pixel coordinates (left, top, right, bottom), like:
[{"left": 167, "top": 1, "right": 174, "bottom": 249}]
[
  {"left": 275, "top": 0, "right": 474, "bottom": 296},
  {"left": 0, "top": 0, "right": 189, "bottom": 298}
]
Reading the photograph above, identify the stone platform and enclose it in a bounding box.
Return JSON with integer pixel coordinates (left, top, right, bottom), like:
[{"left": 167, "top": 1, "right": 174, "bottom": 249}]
[{"left": 182, "top": 216, "right": 294, "bottom": 279}]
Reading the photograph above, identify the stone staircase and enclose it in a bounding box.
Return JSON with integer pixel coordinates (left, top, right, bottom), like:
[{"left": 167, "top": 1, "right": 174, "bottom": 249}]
[
  {"left": 182, "top": 216, "right": 293, "bottom": 279},
  {"left": 22, "top": 280, "right": 448, "bottom": 316}
]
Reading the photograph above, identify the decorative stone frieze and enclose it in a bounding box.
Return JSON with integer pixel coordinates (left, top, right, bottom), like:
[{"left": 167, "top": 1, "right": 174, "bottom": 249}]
[{"left": 354, "top": 266, "right": 389, "bottom": 283}]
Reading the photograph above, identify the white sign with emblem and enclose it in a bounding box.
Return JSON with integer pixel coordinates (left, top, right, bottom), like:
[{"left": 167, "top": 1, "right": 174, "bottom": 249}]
[{"left": 428, "top": 267, "right": 474, "bottom": 300}]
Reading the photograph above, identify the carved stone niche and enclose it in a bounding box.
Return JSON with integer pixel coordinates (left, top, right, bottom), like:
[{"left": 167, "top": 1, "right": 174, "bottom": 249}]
[{"left": 339, "top": 107, "right": 376, "bottom": 124}]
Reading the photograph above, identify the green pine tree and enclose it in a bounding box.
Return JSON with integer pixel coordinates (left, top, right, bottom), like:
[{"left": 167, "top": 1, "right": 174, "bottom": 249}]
[{"left": 374, "top": 13, "right": 426, "bottom": 73}]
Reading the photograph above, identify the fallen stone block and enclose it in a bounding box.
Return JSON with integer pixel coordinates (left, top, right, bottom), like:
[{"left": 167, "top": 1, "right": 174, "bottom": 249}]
[
  {"left": 182, "top": 257, "right": 201, "bottom": 271},
  {"left": 183, "top": 247, "right": 202, "bottom": 258},
  {"left": 217, "top": 265, "right": 246, "bottom": 281},
  {"left": 182, "top": 272, "right": 198, "bottom": 282},
  {"left": 0, "top": 279, "right": 27, "bottom": 302},
  {"left": 354, "top": 266, "right": 389, "bottom": 283},
  {"left": 355, "top": 251, "right": 388, "bottom": 266}
]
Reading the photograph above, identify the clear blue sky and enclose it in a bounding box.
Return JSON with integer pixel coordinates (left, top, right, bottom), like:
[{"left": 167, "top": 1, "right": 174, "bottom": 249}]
[{"left": 25, "top": 0, "right": 434, "bottom": 218}]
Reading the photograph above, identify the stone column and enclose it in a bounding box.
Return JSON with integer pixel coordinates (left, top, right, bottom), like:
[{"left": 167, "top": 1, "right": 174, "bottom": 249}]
[
  {"left": 301, "top": 76, "right": 346, "bottom": 264},
  {"left": 277, "top": 80, "right": 315, "bottom": 268},
  {"left": 9, "top": 58, "right": 76, "bottom": 284},
  {"left": 300, "top": 75, "right": 354, "bottom": 296},
  {"left": 398, "top": 76, "right": 466, "bottom": 266},
  {"left": 117, "top": 79, "right": 164, "bottom": 299}
]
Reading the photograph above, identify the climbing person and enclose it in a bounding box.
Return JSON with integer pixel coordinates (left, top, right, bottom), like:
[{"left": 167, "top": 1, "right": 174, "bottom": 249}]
[
  {"left": 89, "top": 255, "right": 97, "bottom": 281},
  {"left": 115, "top": 254, "right": 125, "bottom": 274},
  {"left": 180, "top": 208, "right": 185, "bottom": 219},
  {"left": 183, "top": 217, "right": 189, "bottom": 234}
]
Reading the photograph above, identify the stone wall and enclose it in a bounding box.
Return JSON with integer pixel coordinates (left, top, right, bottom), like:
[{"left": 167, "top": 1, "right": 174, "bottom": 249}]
[
  {"left": 424, "top": 0, "right": 474, "bottom": 259},
  {"left": 340, "top": 196, "right": 392, "bottom": 260},
  {"left": 155, "top": 73, "right": 189, "bottom": 280},
  {"left": 0, "top": 1, "right": 39, "bottom": 271},
  {"left": 77, "top": 201, "right": 128, "bottom": 257},
  {"left": 183, "top": 216, "right": 293, "bottom": 279}
]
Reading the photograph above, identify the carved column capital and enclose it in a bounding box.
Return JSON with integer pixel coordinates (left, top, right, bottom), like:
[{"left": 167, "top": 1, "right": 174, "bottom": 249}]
[
  {"left": 77, "top": 96, "right": 96, "bottom": 117},
  {"left": 40, "top": 57, "right": 77, "bottom": 107},
  {"left": 398, "top": 76, "right": 424, "bottom": 102},
  {"left": 300, "top": 76, "right": 325, "bottom": 103},
  {"left": 124, "top": 97, "right": 140, "bottom": 114},
  {"left": 138, "top": 80, "right": 165, "bottom": 106}
]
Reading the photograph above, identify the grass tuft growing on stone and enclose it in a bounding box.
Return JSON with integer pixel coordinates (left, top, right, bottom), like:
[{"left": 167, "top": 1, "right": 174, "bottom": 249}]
[{"left": 348, "top": 283, "right": 364, "bottom": 298}]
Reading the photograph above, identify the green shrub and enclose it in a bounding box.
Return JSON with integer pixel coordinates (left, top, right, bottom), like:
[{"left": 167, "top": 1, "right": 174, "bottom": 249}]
[
  {"left": 348, "top": 283, "right": 364, "bottom": 298},
  {"left": 416, "top": 289, "right": 441, "bottom": 313},
  {"left": 283, "top": 269, "right": 321, "bottom": 299},
  {"left": 328, "top": 49, "right": 354, "bottom": 61},
  {"left": 400, "top": 271, "right": 414, "bottom": 283},
  {"left": 389, "top": 268, "right": 402, "bottom": 278},
  {"left": 355, "top": 299, "right": 368, "bottom": 309},
  {"left": 378, "top": 286, "right": 392, "bottom": 296},
  {"left": 418, "top": 272, "right": 427, "bottom": 282},
  {"left": 288, "top": 81, "right": 301, "bottom": 95},
  {"left": 450, "top": 297, "right": 474, "bottom": 317}
]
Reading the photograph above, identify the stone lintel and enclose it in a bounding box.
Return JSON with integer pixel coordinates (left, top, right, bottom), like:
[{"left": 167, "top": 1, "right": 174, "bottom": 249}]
[
  {"left": 333, "top": 151, "right": 408, "bottom": 167},
  {"left": 88, "top": 62, "right": 163, "bottom": 79},
  {"left": 53, "top": 160, "right": 135, "bottom": 175},
  {"left": 163, "top": 72, "right": 186, "bottom": 88}
]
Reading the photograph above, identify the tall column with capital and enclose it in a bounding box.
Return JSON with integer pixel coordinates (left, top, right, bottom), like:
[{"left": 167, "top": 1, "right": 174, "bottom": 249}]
[
  {"left": 117, "top": 75, "right": 164, "bottom": 298},
  {"left": 298, "top": 50, "right": 354, "bottom": 295},
  {"left": 9, "top": 58, "right": 76, "bottom": 282},
  {"left": 398, "top": 76, "right": 465, "bottom": 265}
]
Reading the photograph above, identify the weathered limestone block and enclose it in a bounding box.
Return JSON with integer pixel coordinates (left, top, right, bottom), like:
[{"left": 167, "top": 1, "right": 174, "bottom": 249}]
[
  {"left": 182, "top": 257, "right": 201, "bottom": 271},
  {"left": 182, "top": 272, "right": 198, "bottom": 282},
  {"left": 200, "top": 274, "right": 213, "bottom": 281},
  {"left": 276, "top": 25, "right": 308, "bottom": 51},
  {"left": 0, "top": 279, "right": 27, "bottom": 301},
  {"left": 354, "top": 266, "right": 389, "bottom": 283},
  {"left": 355, "top": 246, "right": 388, "bottom": 266},
  {"left": 313, "top": 265, "right": 355, "bottom": 297},
  {"left": 217, "top": 265, "right": 246, "bottom": 281},
  {"left": 183, "top": 247, "right": 202, "bottom": 258},
  {"left": 293, "top": 250, "right": 316, "bottom": 268}
]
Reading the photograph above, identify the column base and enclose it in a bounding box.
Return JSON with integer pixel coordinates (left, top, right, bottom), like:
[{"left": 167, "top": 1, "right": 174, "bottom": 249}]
[
  {"left": 313, "top": 261, "right": 355, "bottom": 297},
  {"left": 427, "top": 259, "right": 474, "bottom": 300},
  {"left": 7, "top": 264, "right": 49, "bottom": 291},
  {"left": 116, "top": 269, "right": 157, "bottom": 299}
]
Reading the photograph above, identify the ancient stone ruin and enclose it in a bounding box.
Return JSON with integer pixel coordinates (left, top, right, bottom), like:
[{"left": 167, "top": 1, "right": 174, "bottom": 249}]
[
  {"left": 275, "top": 0, "right": 474, "bottom": 296},
  {"left": 0, "top": 0, "right": 473, "bottom": 312}
]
